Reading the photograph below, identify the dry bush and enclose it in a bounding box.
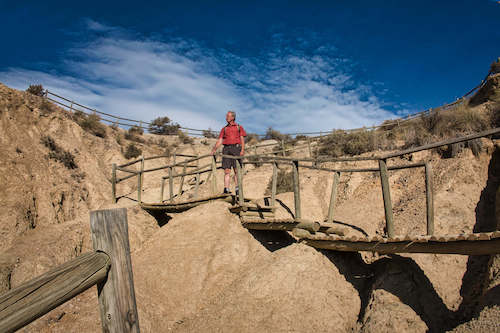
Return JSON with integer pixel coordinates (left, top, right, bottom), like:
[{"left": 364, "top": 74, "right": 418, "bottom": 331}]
[
  {"left": 149, "top": 116, "right": 180, "bottom": 135},
  {"left": 246, "top": 133, "right": 260, "bottom": 145},
  {"left": 39, "top": 100, "right": 55, "bottom": 114},
  {"left": 178, "top": 131, "right": 194, "bottom": 144},
  {"left": 26, "top": 84, "right": 44, "bottom": 96},
  {"left": 40, "top": 136, "right": 78, "bottom": 169},
  {"left": 128, "top": 126, "right": 144, "bottom": 136},
  {"left": 318, "top": 129, "right": 377, "bottom": 157},
  {"left": 124, "top": 143, "right": 142, "bottom": 159},
  {"left": 264, "top": 127, "right": 291, "bottom": 142},
  {"left": 265, "top": 168, "right": 293, "bottom": 195},
  {"left": 124, "top": 132, "right": 145, "bottom": 143},
  {"left": 73, "top": 112, "right": 107, "bottom": 138},
  {"left": 490, "top": 58, "right": 500, "bottom": 74},
  {"left": 203, "top": 128, "right": 218, "bottom": 138}
]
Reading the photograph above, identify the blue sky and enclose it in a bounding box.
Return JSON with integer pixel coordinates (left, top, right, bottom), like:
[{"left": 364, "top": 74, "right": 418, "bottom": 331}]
[{"left": 0, "top": 0, "right": 499, "bottom": 134}]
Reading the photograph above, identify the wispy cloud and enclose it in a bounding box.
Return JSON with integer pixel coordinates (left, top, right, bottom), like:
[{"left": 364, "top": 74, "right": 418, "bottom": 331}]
[{"left": 0, "top": 20, "right": 398, "bottom": 134}]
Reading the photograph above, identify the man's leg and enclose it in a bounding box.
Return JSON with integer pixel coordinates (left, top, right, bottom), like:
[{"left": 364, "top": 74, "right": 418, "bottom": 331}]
[{"left": 224, "top": 168, "right": 231, "bottom": 191}]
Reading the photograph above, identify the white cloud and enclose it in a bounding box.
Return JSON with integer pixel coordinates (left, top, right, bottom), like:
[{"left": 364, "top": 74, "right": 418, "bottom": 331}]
[{"left": 0, "top": 24, "right": 398, "bottom": 135}]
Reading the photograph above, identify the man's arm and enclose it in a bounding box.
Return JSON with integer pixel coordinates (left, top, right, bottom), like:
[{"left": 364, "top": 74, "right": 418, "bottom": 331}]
[
  {"left": 240, "top": 136, "right": 245, "bottom": 156},
  {"left": 212, "top": 138, "right": 223, "bottom": 155}
]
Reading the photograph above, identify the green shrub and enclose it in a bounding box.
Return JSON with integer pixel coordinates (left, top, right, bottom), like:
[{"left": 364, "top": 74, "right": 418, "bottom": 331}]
[
  {"left": 124, "top": 143, "right": 142, "bottom": 159},
  {"left": 265, "top": 168, "right": 293, "bottom": 195},
  {"left": 26, "top": 84, "right": 44, "bottom": 96},
  {"left": 149, "top": 116, "right": 180, "bottom": 135},
  {"left": 40, "top": 136, "right": 78, "bottom": 169}
]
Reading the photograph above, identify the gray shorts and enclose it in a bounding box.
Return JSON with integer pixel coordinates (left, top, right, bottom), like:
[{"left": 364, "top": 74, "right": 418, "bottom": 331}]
[{"left": 222, "top": 145, "right": 241, "bottom": 170}]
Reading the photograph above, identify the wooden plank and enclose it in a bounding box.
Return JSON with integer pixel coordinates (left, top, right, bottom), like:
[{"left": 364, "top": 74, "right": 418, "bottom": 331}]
[
  {"left": 379, "top": 159, "right": 395, "bottom": 238},
  {"left": 425, "top": 162, "right": 435, "bottom": 235},
  {"left": 90, "top": 208, "right": 140, "bottom": 333},
  {"left": 0, "top": 252, "right": 110, "bottom": 333},
  {"left": 292, "top": 160, "right": 301, "bottom": 219},
  {"left": 302, "top": 238, "right": 500, "bottom": 255},
  {"left": 326, "top": 172, "right": 340, "bottom": 224}
]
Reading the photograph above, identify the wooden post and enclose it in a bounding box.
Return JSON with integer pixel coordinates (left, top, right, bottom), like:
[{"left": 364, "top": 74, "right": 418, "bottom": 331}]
[
  {"left": 236, "top": 158, "right": 244, "bottom": 203},
  {"left": 168, "top": 167, "right": 174, "bottom": 202},
  {"left": 254, "top": 145, "right": 257, "bottom": 156},
  {"left": 326, "top": 172, "right": 340, "bottom": 224},
  {"left": 178, "top": 162, "right": 187, "bottom": 196},
  {"left": 271, "top": 161, "right": 278, "bottom": 207},
  {"left": 112, "top": 163, "right": 117, "bottom": 203},
  {"left": 211, "top": 155, "right": 217, "bottom": 195},
  {"left": 137, "top": 157, "right": 144, "bottom": 204},
  {"left": 281, "top": 140, "right": 286, "bottom": 157},
  {"left": 379, "top": 159, "right": 395, "bottom": 238},
  {"left": 160, "top": 178, "right": 165, "bottom": 202},
  {"left": 292, "top": 160, "right": 301, "bottom": 219},
  {"left": 425, "top": 162, "right": 435, "bottom": 235},
  {"left": 90, "top": 208, "right": 140, "bottom": 333}
]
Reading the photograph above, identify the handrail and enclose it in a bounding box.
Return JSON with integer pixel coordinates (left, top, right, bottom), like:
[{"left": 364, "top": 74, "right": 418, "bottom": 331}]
[
  {"left": 0, "top": 208, "right": 139, "bottom": 333},
  {"left": 0, "top": 252, "right": 110, "bottom": 332}
]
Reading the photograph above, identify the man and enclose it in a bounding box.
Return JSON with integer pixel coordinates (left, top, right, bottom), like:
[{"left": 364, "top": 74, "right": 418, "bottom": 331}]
[{"left": 211, "top": 111, "right": 247, "bottom": 194}]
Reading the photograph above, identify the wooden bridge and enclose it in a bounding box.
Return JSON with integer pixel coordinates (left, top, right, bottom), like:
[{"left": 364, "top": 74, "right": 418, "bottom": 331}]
[{"left": 115, "top": 127, "right": 500, "bottom": 257}]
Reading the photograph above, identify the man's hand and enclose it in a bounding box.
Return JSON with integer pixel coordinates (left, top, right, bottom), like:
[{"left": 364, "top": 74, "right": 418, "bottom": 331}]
[{"left": 240, "top": 149, "right": 244, "bottom": 156}]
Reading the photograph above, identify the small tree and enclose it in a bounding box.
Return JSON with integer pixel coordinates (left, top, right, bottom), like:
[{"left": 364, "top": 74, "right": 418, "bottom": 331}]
[
  {"left": 26, "top": 84, "right": 45, "bottom": 97},
  {"left": 149, "top": 116, "right": 180, "bottom": 135}
]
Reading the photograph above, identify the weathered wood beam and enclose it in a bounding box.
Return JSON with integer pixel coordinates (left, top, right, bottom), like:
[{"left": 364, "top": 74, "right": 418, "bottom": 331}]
[
  {"left": 90, "top": 208, "right": 140, "bottom": 333},
  {"left": 379, "top": 159, "right": 395, "bottom": 238},
  {"left": 0, "top": 252, "right": 110, "bottom": 333},
  {"left": 301, "top": 238, "right": 500, "bottom": 255}
]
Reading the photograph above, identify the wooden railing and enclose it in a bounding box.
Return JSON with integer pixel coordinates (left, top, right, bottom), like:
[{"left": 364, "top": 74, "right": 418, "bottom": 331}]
[
  {"left": 113, "top": 127, "right": 500, "bottom": 240},
  {"left": 0, "top": 208, "right": 140, "bottom": 333}
]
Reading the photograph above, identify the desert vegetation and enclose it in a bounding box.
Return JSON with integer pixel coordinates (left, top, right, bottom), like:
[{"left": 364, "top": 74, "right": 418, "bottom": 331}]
[
  {"left": 318, "top": 100, "right": 497, "bottom": 158},
  {"left": 73, "top": 111, "right": 107, "bottom": 138},
  {"left": 124, "top": 143, "right": 142, "bottom": 159},
  {"left": 40, "top": 135, "right": 78, "bottom": 169},
  {"left": 149, "top": 116, "right": 180, "bottom": 135}
]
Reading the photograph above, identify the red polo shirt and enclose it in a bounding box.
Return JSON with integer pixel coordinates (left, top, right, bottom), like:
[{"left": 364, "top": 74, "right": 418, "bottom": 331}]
[{"left": 219, "top": 123, "right": 247, "bottom": 145}]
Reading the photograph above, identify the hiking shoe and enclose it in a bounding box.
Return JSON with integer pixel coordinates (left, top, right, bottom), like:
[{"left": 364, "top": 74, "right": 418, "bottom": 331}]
[
  {"left": 235, "top": 187, "right": 239, "bottom": 196},
  {"left": 223, "top": 188, "right": 231, "bottom": 194}
]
